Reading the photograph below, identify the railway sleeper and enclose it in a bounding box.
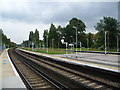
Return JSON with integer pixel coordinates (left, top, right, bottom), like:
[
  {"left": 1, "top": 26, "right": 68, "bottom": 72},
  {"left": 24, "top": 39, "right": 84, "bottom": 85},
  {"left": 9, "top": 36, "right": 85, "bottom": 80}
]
[
  {"left": 31, "top": 82, "right": 48, "bottom": 87},
  {"left": 29, "top": 81, "right": 45, "bottom": 84},
  {"left": 14, "top": 49, "right": 119, "bottom": 90}
]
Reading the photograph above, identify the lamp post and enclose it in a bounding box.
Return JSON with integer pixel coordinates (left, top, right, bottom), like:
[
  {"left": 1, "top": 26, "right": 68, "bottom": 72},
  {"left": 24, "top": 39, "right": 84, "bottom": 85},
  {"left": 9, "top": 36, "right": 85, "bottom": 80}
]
[
  {"left": 39, "top": 43, "right": 41, "bottom": 49},
  {"left": 73, "top": 26, "right": 77, "bottom": 58},
  {"left": 52, "top": 39, "right": 54, "bottom": 50},
  {"left": 105, "top": 31, "right": 107, "bottom": 55},
  {"left": 45, "top": 35, "right": 48, "bottom": 52},
  {"left": 87, "top": 38, "right": 89, "bottom": 51},
  {"left": 70, "top": 36, "right": 73, "bottom": 53},
  {"left": 32, "top": 42, "right": 34, "bottom": 51},
  {"left": 72, "top": 36, "right": 74, "bottom": 51},
  {"left": 3, "top": 44, "right": 6, "bottom": 49},
  {"left": 80, "top": 42, "right": 82, "bottom": 52},
  {"left": 117, "top": 36, "right": 119, "bottom": 52},
  {"left": 61, "top": 38, "right": 68, "bottom": 55},
  {"left": 70, "top": 37, "right": 71, "bottom": 44},
  {"left": 66, "top": 42, "right": 68, "bottom": 54},
  {"left": 58, "top": 41, "right": 59, "bottom": 50},
  {"left": 70, "top": 36, "right": 74, "bottom": 43}
]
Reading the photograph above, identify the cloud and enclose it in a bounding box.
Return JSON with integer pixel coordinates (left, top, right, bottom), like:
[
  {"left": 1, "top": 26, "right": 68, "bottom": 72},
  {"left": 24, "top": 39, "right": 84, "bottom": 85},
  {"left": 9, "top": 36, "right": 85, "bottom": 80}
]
[
  {"left": 48, "top": 2, "right": 117, "bottom": 25},
  {"left": 1, "top": 20, "right": 50, "bottom": 44},
  {"left": 1, "top": 2, "right": 117, "bottom": 23},
  {"left": 1, "top": 2, "right": 69, "bottom": 24},
  {"left": 0, "top": 1, "right": 118, "bottom": 43}
]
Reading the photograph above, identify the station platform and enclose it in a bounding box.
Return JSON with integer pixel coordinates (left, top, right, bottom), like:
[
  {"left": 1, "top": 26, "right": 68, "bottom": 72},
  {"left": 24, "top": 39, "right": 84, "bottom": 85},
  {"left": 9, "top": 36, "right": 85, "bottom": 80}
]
[
  {"left": 19, "top": 49, "right": 119, "bottom": 73},
  {"left": 0, "top": 49, "right": 26, "bottom": 89}
]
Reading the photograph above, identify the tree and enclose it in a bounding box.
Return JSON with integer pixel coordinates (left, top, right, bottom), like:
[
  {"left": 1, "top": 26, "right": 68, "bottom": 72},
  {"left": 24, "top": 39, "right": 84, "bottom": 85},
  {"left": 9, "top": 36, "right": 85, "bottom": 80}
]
[
  {"left": 48, "top": 23, "right": 58, "bottom": 48},
  {"left": 62, "top": 18, "right": 86, "bottom": 47},
  {"left": 29, "top": 31, "right": 34, "bottom": 48},
  {"left": 43, "top": 29, "right": 48, "bottom": 47},
  {"left": 0, "top": 29, "right": 16, "bottom": 48},
  {"left": 34, "top": 29, "right": 39, "bottom": 48},
  {"left": 69, "top": 18, "right": 86, "bottom": 33},
  {"left": 95, "top": 17, "right": 120, "bottom": 50},
  {"left": 62, "top": 25, "right": 75, "bottom": 44},
  {"left": 87, "top": 33, "right": 94, "bottom": 48},
  {"left": 56, "top": 25, "right": 63, "bottom": 48},
  {"left": 28, "top": 29, "right": 40, "bottom": 48},
  {"left": 0, "top": 29, "right": 2, "bottom": 46},
  {"left": 22, "top": 40, "right": 29, "bottom": 47}
]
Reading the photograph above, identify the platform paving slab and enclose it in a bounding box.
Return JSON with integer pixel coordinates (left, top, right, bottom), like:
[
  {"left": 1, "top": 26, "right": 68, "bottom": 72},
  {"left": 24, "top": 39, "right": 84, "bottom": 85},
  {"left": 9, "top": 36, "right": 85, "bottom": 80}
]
[
  {"left": 0, "top": 49, "right": 26, "bottom": 89},
  {"left": 19, "top": 49, "right": 119, "bottom": 72}
]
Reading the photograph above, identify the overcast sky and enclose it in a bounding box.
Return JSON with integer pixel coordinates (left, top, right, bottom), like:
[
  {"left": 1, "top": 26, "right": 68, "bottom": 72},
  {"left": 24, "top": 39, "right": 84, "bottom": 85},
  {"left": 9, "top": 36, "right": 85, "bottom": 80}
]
[{"left": 0, "top": 0, "right": 118, "bottom": 44}]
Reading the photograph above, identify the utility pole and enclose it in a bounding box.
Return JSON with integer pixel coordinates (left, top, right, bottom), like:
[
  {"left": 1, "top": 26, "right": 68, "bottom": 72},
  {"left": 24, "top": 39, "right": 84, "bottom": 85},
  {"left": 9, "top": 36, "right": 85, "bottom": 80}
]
[
  {"left": 52, "top": 39, "right": 54, "bottom": 50},
  {"left": 87, "top": 38, "right": 89, "bottom": 51},
  {"left": 58, "top": 41, "right": 59, "bottom": 50},
  {"left": 73, "top": 26, "right": 77, "bottom": 58},
  {"left": 46, "top": 35, "right": 48, "bottom": 52},
  {"left": 117, "top": 36, "right": 119, "bottom": 52},
  {"left": 76, "top": 27, "right": 77, "bottom": 54},
  {"left": 32, "top": 42, "right": 34, "bottom": 51},
  {"left": 66, "top": 42, "right": 68, "bottom": 54},
  {"left": 105, "top": 31, "right": 107, "bottom": 55},
  {"left": 80, "top": 42, "right": 82, "bottom": 52}
]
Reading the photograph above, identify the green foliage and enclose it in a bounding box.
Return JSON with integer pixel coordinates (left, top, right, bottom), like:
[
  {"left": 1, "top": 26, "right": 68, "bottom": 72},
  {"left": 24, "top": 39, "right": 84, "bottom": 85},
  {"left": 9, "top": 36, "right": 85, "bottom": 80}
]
[
  {"left": 56, "top": 25, "right": 63, "bottom": 47},
  {"left": 87, "top": 33, "right": 94, "bottom": 48},
  {"left": 22, "top": 40, "right": 29, "bottom": 47},
  {"left": 95, "top": 17, "right": 120, "bottom": 49},
  {"left": 62, "top": 18, "right": 86, "bottom": 47},
  {"left": 0, "top": 29, "right": 16, "bottom": 48},
  {"left": 43, "top": 29, "right": 48, "bottom": 47},
  {"left": 62, "top": 25, "right": 75, "bottom": 43},
  {"left": 23, "top": 29, "right": 40, "bottom": 48},
  {"left": 43, "top": 18, "right": 87, "bottom": 48},
  {"left": 29, "top": 31, "right": 34, "bottom": 42},
  {"left": 22, "top": 17, "right": 120, "bottom": 52},
  {"left": 0, "top": 29, "right": 2, "bottom": 46},
  {"left": 69, "top": 18, "right": 86, "bottom": 33},
  {"left": 34, "top": 29, "right": 39, "bottom": 48},
  {"left": 48, "top": 23, "right": 58, "bottom": 48}
]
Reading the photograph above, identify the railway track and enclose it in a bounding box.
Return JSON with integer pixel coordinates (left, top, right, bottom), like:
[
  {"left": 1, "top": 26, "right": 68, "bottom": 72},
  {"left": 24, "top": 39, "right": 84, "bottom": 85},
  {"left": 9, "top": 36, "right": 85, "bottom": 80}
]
[
  {"left": 9, "top": 48, "right": 120, "bottom": 90},
  {"left": 8, "top": 49, "right": 69, "bottom": 90}
]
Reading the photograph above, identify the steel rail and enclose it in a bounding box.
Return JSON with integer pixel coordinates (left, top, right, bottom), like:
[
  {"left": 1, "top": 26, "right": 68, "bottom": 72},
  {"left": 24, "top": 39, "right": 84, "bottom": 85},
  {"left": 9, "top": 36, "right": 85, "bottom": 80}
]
[
  {"left": 16, "top": 49, "right": 120, "bottom": 90},
  {"left": 8, "top": 49, "right": 69, "bottom": 90}
]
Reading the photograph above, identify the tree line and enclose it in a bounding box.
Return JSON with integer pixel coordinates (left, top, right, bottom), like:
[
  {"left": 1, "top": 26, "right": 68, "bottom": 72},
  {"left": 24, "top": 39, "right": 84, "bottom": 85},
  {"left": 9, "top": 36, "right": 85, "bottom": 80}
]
[
  {"left": 22, "top": 29, "right": 41, "bottom": 48},
  {"left": 0, "top": 29, "right": 16, "bottom": 48},
  {"left": 22, "top": 17, "right": 120, "bottom": 51}
]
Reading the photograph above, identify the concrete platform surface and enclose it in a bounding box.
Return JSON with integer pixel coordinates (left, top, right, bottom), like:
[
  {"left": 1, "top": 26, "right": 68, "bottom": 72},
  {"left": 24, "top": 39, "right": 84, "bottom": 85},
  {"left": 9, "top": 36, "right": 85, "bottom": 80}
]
[
  {"left": 19, "top": 49, "right": 119, "bottom": 73},
  {"left": 0, "top": 49, "right": 26, "bottom": 89}
]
